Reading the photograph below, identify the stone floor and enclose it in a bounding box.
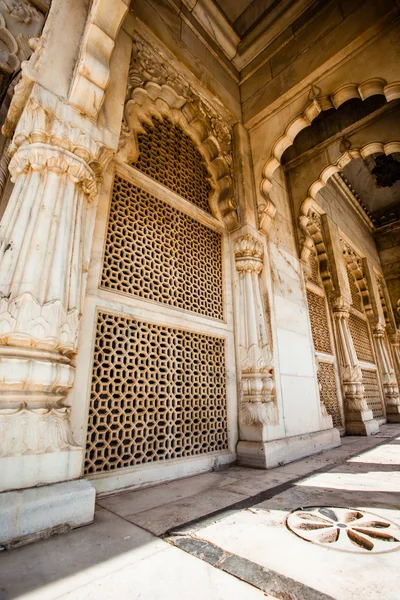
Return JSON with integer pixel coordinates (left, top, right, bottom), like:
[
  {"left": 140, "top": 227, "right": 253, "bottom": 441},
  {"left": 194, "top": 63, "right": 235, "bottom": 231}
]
[{"left": 1, "top": 425, "right": 400, "bottom": 599}]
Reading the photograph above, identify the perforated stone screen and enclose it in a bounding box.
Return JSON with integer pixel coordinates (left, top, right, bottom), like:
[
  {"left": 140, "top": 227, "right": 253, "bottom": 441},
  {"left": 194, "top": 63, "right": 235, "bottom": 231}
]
[
  {"left": 348, "top": 313, "right": 375, "bottom": 363},
  {"left": 101, "top": 175, "right": 224, "bottom": 320},
  {"left": 306, "top": 289, "right": 332, "bottom": 354},
  {"left": 85, "top": 311, "right": 229, "bottom": 475},
  {"left": 362, "top": 368, "right": 384, "bottom": 418},
  {"left": 306, "top": 250, "right": 321, "bottom": 287},
  {"left": 347, "top": 266, "right": 363, "bottom": 312},
  {"left": 317, "top": 361, "right": 342, "bottom": 427},
  {"left": 133, "top": 117, "right": 212, "bottom": 213}
]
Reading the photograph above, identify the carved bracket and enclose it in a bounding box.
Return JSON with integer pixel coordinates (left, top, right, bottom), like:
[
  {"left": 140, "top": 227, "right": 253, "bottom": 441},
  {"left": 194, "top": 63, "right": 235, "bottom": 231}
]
[{"left": 69, "top": 0, "right": 129, "bottom": 119}]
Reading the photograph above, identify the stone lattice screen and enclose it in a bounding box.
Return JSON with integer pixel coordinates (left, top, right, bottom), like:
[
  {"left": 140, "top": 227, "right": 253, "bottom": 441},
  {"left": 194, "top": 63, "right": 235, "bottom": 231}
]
[
  {"left": 362, "top": 368, "right": 385, "bottom": 419},
  {"left": 101, "top": 176, "right": 224, "bottom": 320},
  {"left": 317, "top": 362, "right": 342, "bottom": 427},
  {"left": 348, "top": 312, "right": 375, "bottom": 364},
  {"left": 306, "top": 288, "right": 333, "bottom": 355},
  {"left": 85, "top": 311, "right": 228, "bottom": 474},
  {"left": 133, "top": 117, "right": 212, "bottom": 213},
  {"left": 305, "top": 254, "right": 342, "bottom": 427}
]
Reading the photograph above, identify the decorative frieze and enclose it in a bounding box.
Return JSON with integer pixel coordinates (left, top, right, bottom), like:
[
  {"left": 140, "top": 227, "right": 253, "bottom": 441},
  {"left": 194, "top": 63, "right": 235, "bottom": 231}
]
[{"left": 234, "top": 234, "right": 274, "bottom": 425}]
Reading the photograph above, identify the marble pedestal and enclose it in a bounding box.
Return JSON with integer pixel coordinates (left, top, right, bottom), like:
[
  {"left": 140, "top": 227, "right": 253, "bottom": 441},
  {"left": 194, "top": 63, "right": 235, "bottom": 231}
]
[
  {"left": 0, "top": 479, "right": 95, "bottom": 548},
  {"left": 237, "top": 428, "right": 341, "bottom": 469}
]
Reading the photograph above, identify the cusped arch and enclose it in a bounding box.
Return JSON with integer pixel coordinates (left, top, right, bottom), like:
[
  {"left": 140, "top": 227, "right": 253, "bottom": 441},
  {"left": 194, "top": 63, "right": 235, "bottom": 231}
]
[
  {"left": 260, "top": 78, "right": 400, "bottom": 233},
  {"left": 119, "top": 81, "right": 238, "bottom": 230},
  {"left": 299, "top": 141, "right": 400, "bottom": 314}
]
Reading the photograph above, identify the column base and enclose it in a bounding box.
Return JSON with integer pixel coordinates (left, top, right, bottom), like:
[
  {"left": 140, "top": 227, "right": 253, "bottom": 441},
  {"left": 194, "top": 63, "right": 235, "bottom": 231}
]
[
  {"left": 0, "top": 479, "right": 95, "bottom": 549},
  {"left": 0, "top": 450, "right": 83, "bottom": 493},
  {"left": 387, "top": 413, "right": 400, "bottom": 423},
  {"left": 345, "top": 418, "right": 379, "bottom": 435},
  {"left": 237, "top": 427, "right": 341, "bottom": 469}
]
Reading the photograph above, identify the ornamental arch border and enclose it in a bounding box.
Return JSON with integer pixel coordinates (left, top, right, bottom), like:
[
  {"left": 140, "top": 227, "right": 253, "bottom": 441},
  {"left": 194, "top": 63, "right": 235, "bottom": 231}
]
[
  {"left": 259, "top": 79, "right": 400, "bottom": 234},
  {"left": 118, "top": 82, "right": 238, "bottom": 230},
  {"left": 298, "top": 139, "right": 400, "bottom": 310}
]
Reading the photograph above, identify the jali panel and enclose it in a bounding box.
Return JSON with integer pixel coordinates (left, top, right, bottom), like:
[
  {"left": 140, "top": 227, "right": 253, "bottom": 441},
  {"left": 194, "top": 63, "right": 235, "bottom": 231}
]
[
  {"left": 306, "top": 250, "right": 321, "bottom": 287},
  {"left": 306, "top": 289, "right": 332, "bottom": 354},
  {"left": 85, "top": 311, "right": 228, "bottom": 475},
  {"left": 101, "top": 175, "right": 223, "bottom": 320},
  {"left": 317, "top": 361, "right": 342, "bottom": 428},
  {"left": 347, "top": 266, "right": 363, "bottom": 312},
  {"left": 362, "top": 369, "right": 384, "bottom": 419},
  {"left": 348, "top": 313, "right": 375, "bottom": 363},
  {"left": 133, "top": 117, "right": 212, "bottom": 213}
]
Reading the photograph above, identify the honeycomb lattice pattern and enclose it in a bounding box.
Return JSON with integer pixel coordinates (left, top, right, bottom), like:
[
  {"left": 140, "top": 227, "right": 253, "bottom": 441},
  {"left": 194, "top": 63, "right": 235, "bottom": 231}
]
[
  {"left": 362, "top": 368, "right": 384, "bottom": 418},
  {"left": 317, "top": 361, "right": 342, "bottom": 427},
  {"left": 307, "top": 289, "right": 332, "bottom": 354},
  {"left": 133, "top": 117, "right": 212, "bottom": 213},
  {"left": 85, "top": 311, "right": 228, "bottom": 475},
  {"left": 101, "top": 175, "right": 223, "bottom": 320},
  {"left": 347, "top": 266, "right": 363, "bottom": 312},
  {"left": 307, "top": 249, "right": 321, "bottom": 287},
  {"left": 348, "top": 313, "right": 374, "bottom": 363}
]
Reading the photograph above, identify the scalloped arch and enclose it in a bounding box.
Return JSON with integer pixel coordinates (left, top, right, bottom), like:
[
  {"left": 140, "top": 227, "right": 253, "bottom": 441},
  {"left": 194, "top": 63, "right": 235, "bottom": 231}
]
[
  {"left": 298, "top": 140, "right": 400, "bottom": 264},
  {"left": 119, "top": 82, "right": 238, "bottom": 231},
  {"left": 260, "top": 78, "right": 400, "bottom": 232}
]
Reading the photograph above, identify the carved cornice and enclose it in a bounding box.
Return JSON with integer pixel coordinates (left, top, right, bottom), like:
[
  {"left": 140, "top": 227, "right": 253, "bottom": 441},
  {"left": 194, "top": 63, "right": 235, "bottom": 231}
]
[{"left": 120, "top": 35, "right": 238, "bottom": 231}]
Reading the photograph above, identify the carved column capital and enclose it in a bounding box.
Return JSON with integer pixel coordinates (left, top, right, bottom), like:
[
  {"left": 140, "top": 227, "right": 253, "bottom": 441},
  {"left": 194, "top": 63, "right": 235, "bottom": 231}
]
[
  {"left": 234, "top": 234, "right": 264, "bottom": 274},
  {"left": 330, "top": 294, "right": 351, "bottom": 317},
  {"left": 9, "top": 143, "right": 97, "bottom": 196},
  {"left": 6, "top": 84, "right": 115, "bottom": 196}
]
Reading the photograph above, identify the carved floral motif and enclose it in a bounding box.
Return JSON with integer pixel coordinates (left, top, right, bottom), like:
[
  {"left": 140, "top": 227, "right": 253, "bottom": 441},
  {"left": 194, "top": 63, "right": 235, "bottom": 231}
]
[
  {"left": 234, "top": 234, "right": 275, "bottom": 425},
  {"left": 1, "top": 0, "right": 39, "bottom": 24},
  {"left": 0, "top": 405, "right": 79, "bottom": 457}
]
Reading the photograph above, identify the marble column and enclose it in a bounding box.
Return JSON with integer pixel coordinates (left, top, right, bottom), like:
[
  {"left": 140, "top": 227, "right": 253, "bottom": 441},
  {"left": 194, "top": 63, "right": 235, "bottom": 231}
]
[
  {"left": 322, "top": 216, "right": 378, "bottom": 435},
  {"left": 389, "top": 330, "right": 400, "bottom": 388},
  {"left": 362, "top": 258, "right": 400, "bottom": 422},
  {"left": 331, "top": 296, "right": 378, "bottom": 435},
  {"left": 0, "top": 84, "right": 112, "bottom": 495},
  {"left": 234, "top": 233, "right": 274, "bottom": 426},
  {"left": 373, "top": 326, "right": 400, "bottom": 422}
]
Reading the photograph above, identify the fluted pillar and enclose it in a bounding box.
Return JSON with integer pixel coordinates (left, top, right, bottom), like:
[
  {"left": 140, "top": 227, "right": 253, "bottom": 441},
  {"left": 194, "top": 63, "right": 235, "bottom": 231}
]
[
  {"left": 374, "top": 326, "right": 400, "bottom": 422},
  {"left": 234, "top": 233, "right": 274, "bottom": 425},
  {"left": 389, "top": 331, "right": 400, "bottom": 384},
  {"left": 0, "top": 84, "right": 112, "bottom": 492},
  {"left": 332, "top": 296, "right": 379, "bottom": 435}
]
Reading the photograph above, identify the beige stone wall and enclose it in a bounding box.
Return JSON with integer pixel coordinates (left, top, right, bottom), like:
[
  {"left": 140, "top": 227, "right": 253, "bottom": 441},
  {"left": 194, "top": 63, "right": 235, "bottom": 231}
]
[
  {"left": 130, "top": 0, "right": 241, "bottom": 120},
  {"left": 242, "top": 0, "right": 399, "bottom": 128}
]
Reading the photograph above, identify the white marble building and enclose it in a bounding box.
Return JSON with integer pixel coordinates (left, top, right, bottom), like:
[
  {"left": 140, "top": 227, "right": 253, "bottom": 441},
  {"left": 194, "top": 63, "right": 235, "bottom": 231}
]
[{"left": 0, "top": 0, "right": 400, "bottom": 547}]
